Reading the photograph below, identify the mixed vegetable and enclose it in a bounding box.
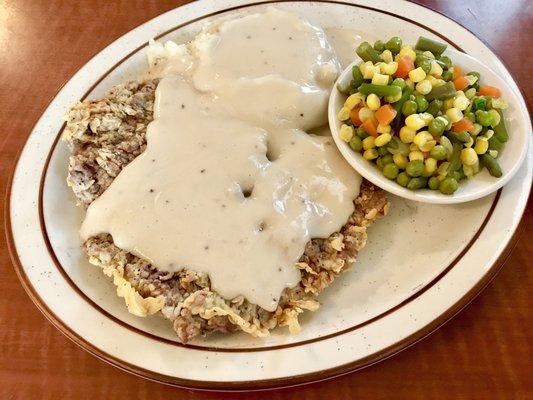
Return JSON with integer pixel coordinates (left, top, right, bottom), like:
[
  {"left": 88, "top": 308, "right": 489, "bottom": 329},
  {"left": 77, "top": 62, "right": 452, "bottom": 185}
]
[{"left": 337, "top": 36, "right": 509, "bottom": 195}]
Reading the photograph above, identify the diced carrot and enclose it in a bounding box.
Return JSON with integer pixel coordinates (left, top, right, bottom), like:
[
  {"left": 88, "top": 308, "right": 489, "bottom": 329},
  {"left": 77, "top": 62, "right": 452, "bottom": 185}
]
[
  {"left": 452, "top": 117, "right": 474, "bottom": 133},
  {"left": 478, "top": 85, "right": 501, "bottom": 97},
  {"left": 361, "top": 118, "right": 378, "bottom": 137},
  {"left": 350, "top": 106, "right": 363, "bottom": 126},
  {"left": 452, "top": 65, "right": 462, "bottom": 80},
  {"left": 375, "top": 104, "right": 397, "bottom": 126},
  {"left": 394, "top": 56, "right": 415, "bottom": 79},
  {"left": 453, "top": 76, "right": 469, "bottom": 91}
]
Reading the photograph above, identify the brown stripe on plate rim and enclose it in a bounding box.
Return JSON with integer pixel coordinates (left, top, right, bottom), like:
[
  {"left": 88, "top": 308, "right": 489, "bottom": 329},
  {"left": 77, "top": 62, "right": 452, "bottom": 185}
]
[{"left": 4, "top": 0, "right": 529, "bottom": 390}]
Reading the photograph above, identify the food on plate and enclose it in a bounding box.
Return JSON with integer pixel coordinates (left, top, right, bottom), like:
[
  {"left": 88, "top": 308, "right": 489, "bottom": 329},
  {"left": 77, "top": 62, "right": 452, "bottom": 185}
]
[
  {"left": 337, "top": 36, "right": 509, "bottom": 194},
  {"left": 63, "top": 8, "right": 388, "bottom": 342}
]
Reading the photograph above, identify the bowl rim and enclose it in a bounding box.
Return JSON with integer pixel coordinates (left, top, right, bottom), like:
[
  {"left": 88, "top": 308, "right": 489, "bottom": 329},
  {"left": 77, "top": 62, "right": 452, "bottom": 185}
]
[{"left": 328, "top": 49, "right": 531, "bottom": 204}]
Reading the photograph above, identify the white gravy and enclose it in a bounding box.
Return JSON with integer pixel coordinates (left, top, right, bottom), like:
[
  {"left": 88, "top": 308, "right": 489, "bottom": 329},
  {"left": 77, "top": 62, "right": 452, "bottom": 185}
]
[{"left": 81, "top": 8, "right": 362, "bottom": 311}]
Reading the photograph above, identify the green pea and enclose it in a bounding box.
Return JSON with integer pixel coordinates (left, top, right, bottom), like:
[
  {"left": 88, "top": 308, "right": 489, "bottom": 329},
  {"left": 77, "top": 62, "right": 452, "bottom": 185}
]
[
  {"left": 386, "top": 36, "right": 402, "bottom": 55},
  {"left": 464, "top": 111, "right": 476, "bottom": 122},
  {"left": 349, "top": 136, "right": 362, "bottom": 152},
  {"left": 439, "top": 177, "right": 458, "bottom": 194},
  {"left": 475, "top": 110, "right": 493, "bottom": 127},
  {"left": 356, "top": 127, "right": 369, "bottom": 139},
  {"left": 415, "top": 95, "right": 429, "bottom": 112},
  {"left": 377, "top": 147, "right": 389, "bottom": 156},
  {"left": 439, "top": 55, "right": 452, "bottom": 69},
  {"left": 430, "top": 145, "right": 447, "bottom": 160},
  {"left": 450, "top": 171, "right": 463, "bottom": 182},
  {"left": 391, "top": 77, "right": 406, "bottom": 89},
  {"left": 472, "top": 96, "right": 487, "bottom": 111},
  {"left": 402, "top": 100, "right": 418, "bottom": 116},
  {"left": 396, "top": 172, "right": 411, "bottom": 187},
  {"left": 417, "top": 59, "right": 432, "bottom": 74},
  {"left": 428, "top": 176, "right": 440, "bottom": 190},
  {"left": 406, "top": 160, "right": 424, "bottom": 177},
  {"left": 381, "top": 154, "right": 394, "bottom": 164},
  {"left": 376, "top": 157, "right": 385, "bottom": 170},
  {"left": 428, "top": 117, "right": 446, "bottom": 136},
  {"left": 426, "top": 100, "right": 443, "bottom": 117},
  {"left": 383, "top": 163, "right": 400, "bottom": 180},
  {"left": 407, "top": 177, "right": 428, "bottom": 190},
  {"left": 374, "top": 40, "right": 385, "bottom": 52},
  {"left": 441, "top": 70, "right": 453, "bottom": 82}
]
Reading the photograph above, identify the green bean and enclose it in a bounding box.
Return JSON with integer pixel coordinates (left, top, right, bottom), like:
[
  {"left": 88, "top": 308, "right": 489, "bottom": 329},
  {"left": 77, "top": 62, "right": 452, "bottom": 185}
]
[
  {"left": 415, "top": 95, "right": 429, "bottom": 112},
  {"left": 402, "top": 100, "right": 418, "bottom": 116},
  {"left": 374, "top": 40, "right": 385, "bottom": 52},
  {"left": 426, "top": 100, "right": 443, "bottom": 117},
  {"left": 493, "top": 110, "right": 509, "bottom": 142},
  {"left": 415, "top": 53, "right": 447, "bottom": 69},
  {"left": 415, "top": 36, "right": 447, "bottom": 56},
  {"left": 337, "top": 82, "right": 351, "bottom": 95},
  {"left": 455, "top": 131, "right": 472, "bottom": 143},
  {"left": 451, "top": 170, "right": 465, "bottom": 182},
  {"left": 358, "top": 83, "right": 402, "bottom": 98},
  {"left": 425, "top": 81, "right": 456, "bottom": 101},
  {"left": 356, "top": 42, "right": 383, "bottom": 63},
  {"left": 441, "top": 70, "right": 453, "bottom": 82},
  {"left": 439, "top": 55, "right": 453, "bottom": 69},
  {"left": 393, "top": 87, "right": 413, "bottom": 126},
  {"left": 406, "top": 160, "right": 424, "bottom": 177},
  {"left": 383, "top": 163, "right": 399, "bottom": 179},
  {"left": 466, "top": 71, "right": 480, "bottom": 80},
  {"left": 428, "top": 176, "right": 440, "bottom": 190},
  {"left": 396, "top": 172, "right": 411, "bottom": 187},
  {"left": 447, "top": 143, "right": 463, "bottom": 174},
  {"left": 391, "top": 78, "right": 406, "bottom": 89},
  {"left": 480, "top": 154, "right": 503, "bottom": 177},
  {"left": 352, "top": 65, "right": 364, "bottom": 87},
  {"left": 349, "top": 136, "right": 362, "bottom": 152},
  {"left": 488, "top": 136, "right": 504, "bottom": 154},
  {"left": 407, "top": 177, "right": 428, "bottom": 190},
  {"left": 439, "top": 177, "right": 458, "bottom": 194},
  {"left": 385, "top": 37, "right": 402, "bottom": 55},
  {"left": 430, "top": 145, "right": 447, "bottom": 160}
]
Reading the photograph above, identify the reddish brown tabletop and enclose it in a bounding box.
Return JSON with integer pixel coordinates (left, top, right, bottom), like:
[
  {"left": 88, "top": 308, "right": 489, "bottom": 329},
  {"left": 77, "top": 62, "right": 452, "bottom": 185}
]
[{"left": 1, "top": 1, "right": 531, "bottom": 398}]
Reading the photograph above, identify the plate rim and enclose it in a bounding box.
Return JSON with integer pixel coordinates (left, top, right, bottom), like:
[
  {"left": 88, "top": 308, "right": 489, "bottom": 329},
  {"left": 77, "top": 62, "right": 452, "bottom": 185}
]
[{"left": 4, "top": 0, "right": 532, "bottom": 391}]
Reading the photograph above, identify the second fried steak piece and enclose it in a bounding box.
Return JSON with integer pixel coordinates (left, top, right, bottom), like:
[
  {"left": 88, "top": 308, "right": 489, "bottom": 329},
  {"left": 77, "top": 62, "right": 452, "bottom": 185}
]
[{"left": 64, "top": 79, "right": 389, "bottom": 342}]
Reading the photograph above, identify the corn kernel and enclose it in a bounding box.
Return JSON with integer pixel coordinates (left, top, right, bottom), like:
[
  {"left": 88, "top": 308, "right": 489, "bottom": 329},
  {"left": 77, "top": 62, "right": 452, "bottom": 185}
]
[
  {"left": 405, "top": 114, "right": 426, "bottom": 130},
  {"left": 363, "top": 148, "right": 379, "bottom": 160},
  {"left": 484, "top": 129, "right": 495, "bottom": 139},
  {"left": 433, "top": 78, "right": 446, "bottom": 87},
  {"left": 398, "top": 45, "right": 416, "bottom": 61},
  {"left": 381, "top": 49, "right": 393, "bottom": 63},
  {"left": 409, "top": 67, "right": 427, "bottom": 83},
  {"left": 438, "top": 162, "right": 450, "bottom": 175},
  {"left": 410, "top": 143, "right": 419, "bottom": 151},
  {"left": 337, "top": 106, "right": 351, "bottom": 121},
  {"left": 461, "top": 147, "right": 478, "bottom": 166},
  {"left": 380, "top": 62, "right": 398, "bottom": 75},
  {"left": 420, "top": 112, "right": 434, "bottom": 125},
  {"left": 359, "top": 61, "right": 373, "bottom": 75},
  {"left": 442, "top": 98, "right": 455, "bottom": 110},
  {"left": 363, "top": 64, "right": 380, "bottom": 79},
  {"left": 488, "top": 109, "right": 501, "bottom": 127},
  {"left": 423, "top": 51, "right": 435, "bottom": 59},
  {"left": 471, "top": 123, "right": 483, "bottom": 136},
  {"left": 377, "top": 123, "right": 392, "bottom": 134},
  {"left": 359, "top": 107, "right": 374, "bottom": 122},
  {"left": 399, "top": 126, "right": 416, "bottom": 143},
  {"left": 339, "top": 124, "right": 354, "bottom": 142},
  {"left": 425, "top": 157, "right": 438, "bottom": 173},
  {"left": 445, "top": 107, "right": 463, "bottom": 123},
  {"left": 375, "top": 133, "right": 392, "bottom": 147},
  {"left": 362, "top": 136, "right": 376, "bottom": 150},
  {"left": 413, "top": 131, "right": 432, "bottom": 148},
  {"left": 488, "top": 149, "right": 499, "bottom": 158},
  {"left": 366, "top": 94, "right": 381, "bottom": 111},
  {"left": 416, "top": 79, "right": 432, "bottom": 95},
  {"left": 420, "top": 140, "right": 436, "bottom": 152},
  {"left": 409, "top": 150, "right": 424, "bottom": 161},
  {"left": 344, "top": 94, "right": 362, "bottom": 110},
  {"left": 474, "top": 137, "right": 489, "bottom": 154},
  {"left": 464, "top": 74, "right": 478, "bottom": 85},
  {"left": 384, "top": 91, "right": 403, "bottom": 103},
  {"left": 372, "top": 73, "right": 389, "bottom": 86},
  {"left": 463, "top": 164, "right": 475, "bottom": 178},
  {"left": 430, "top": 61, "right": 443, "bottom": 76},
  {"left": 491, "top": 98, "right": 508, "bottom": 109},
  {"left": 464, "top": 88, "right": 476, "bottom": 99},
  {"left": 464, "top": 135, "right": 474, "bottom": 148},
  {"left": 405, "top": 79, "right": 415, "bottom": 91},
  {"left": 453, "top": 95, "right": 470, "bottom": 111},
  {"left": 393, "top": 153, "right": 408, "bottom": 168}
]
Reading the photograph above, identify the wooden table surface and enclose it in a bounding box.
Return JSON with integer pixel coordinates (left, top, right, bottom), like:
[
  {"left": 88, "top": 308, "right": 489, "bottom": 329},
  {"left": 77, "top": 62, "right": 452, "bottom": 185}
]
[{"left": 1, "top": 0, "right": 531, "bottom": 398}]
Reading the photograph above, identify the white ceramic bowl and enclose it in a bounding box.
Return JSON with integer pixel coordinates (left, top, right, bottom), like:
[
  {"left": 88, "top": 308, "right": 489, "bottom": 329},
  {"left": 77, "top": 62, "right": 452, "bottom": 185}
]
[{"left": 329, "top": 48, "right": 531, "bottom": 204}]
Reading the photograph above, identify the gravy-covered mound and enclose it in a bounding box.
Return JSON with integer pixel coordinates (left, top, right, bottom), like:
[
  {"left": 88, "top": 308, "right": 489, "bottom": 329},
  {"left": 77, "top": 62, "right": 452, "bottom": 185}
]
[{"left": 64, "top": 8, "right": 388, "bottom": 342}]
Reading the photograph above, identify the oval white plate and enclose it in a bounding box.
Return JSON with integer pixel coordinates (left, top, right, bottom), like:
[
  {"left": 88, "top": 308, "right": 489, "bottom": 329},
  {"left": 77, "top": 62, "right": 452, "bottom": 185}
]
[
  {"left": 6, "top": 0, "right": 532, "bottom": 390},
  {"left": 329, "top": 51, "right": 530, "bottom": 204}
]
